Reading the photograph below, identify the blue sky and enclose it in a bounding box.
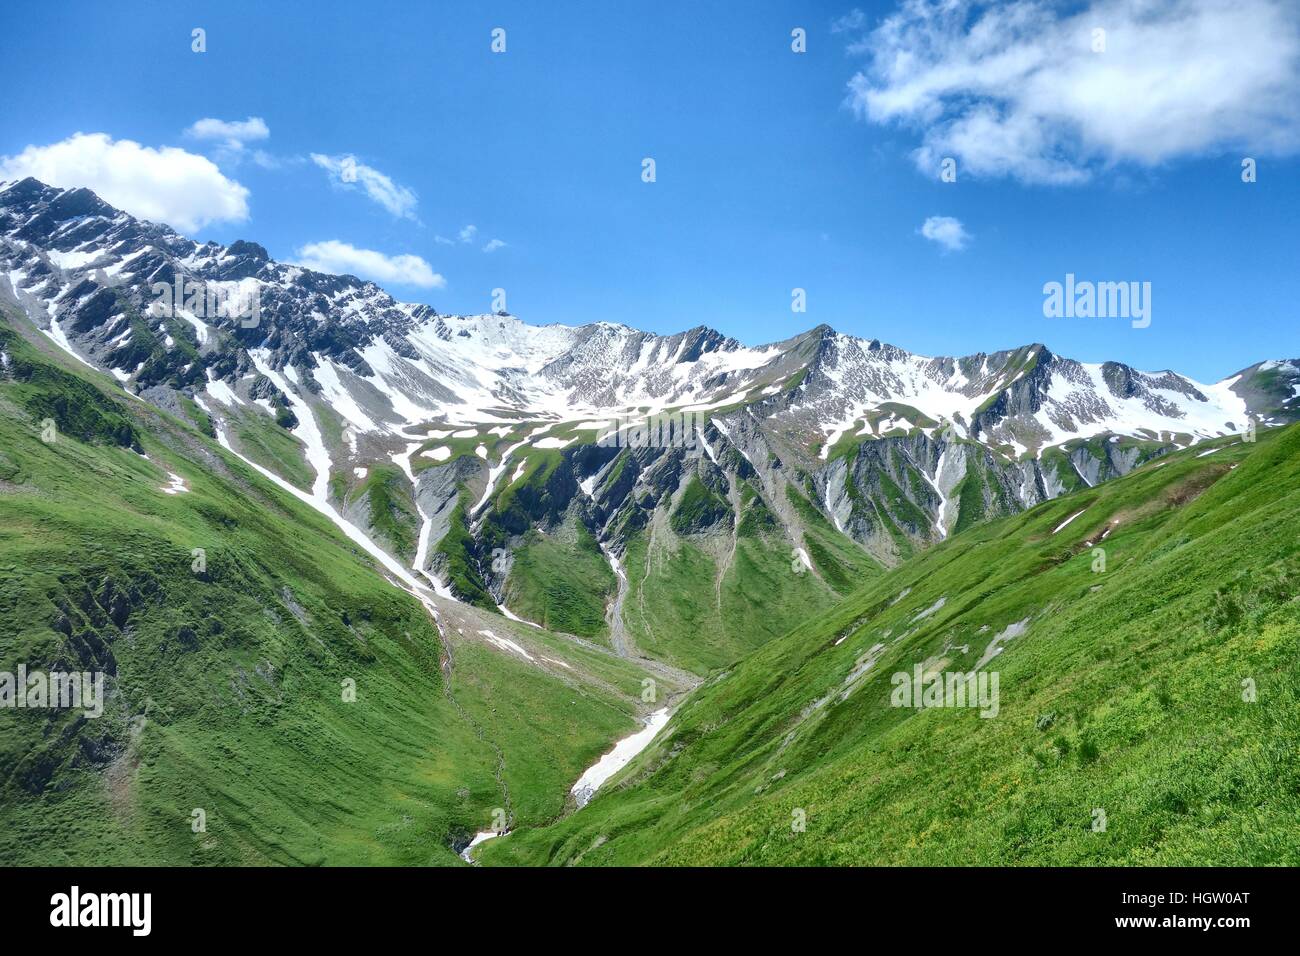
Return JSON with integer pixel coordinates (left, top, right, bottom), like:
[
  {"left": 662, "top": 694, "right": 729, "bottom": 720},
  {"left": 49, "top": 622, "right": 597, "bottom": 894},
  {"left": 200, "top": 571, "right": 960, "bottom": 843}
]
[{"left": 1, "top": 0, "right": 1297, "bottom": 381}]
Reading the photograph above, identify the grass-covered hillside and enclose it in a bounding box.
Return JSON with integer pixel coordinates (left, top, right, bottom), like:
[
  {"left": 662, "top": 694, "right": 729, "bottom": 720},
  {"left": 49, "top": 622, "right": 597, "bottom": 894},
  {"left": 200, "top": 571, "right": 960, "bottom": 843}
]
[
  {"left": 619, "top": 508, "right": 872, "bottom": 675},
  {"left": 482, "top": 425, "right": 1300, "bottom": 865},
  {"left": 0, "top": 314, "right": 658, "bottom": 865}
]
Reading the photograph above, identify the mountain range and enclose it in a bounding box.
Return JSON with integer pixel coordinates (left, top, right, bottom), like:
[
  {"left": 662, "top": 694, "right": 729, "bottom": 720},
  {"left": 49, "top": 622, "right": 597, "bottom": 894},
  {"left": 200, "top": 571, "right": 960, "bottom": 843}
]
[
  {"left": 4, "top": 177, "right": 1299, "bottom": 660},
  {"left": 1, "top": 177, "right": 1298, "bottom": 865}
]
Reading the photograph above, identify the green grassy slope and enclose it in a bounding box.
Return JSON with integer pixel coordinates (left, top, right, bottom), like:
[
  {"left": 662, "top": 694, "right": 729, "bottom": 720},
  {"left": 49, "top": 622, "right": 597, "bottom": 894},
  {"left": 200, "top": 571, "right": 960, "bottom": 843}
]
[
  {"left": 0, "top": 317, "right": 648, "bottom": 865},
  {"left": 483, "top": 427, "right": 1300, "bottom": 865},
  {"left": 433, "top": 491, "right": 494, "bottom": 608},
  {"left": 786, "top": 483, "right": 884, "bottom": 590},
  {"left": 503, "top": 523, "right": 615, "bottom": 640},
  {"left": 621, "top": 517, "right": 868, "bottom": 676},
  {"left": 234, "top": 412, "right": 313, "bottom": 492},
  {"left": 353, "top": 463, "right": 420, "bottom": 559}
]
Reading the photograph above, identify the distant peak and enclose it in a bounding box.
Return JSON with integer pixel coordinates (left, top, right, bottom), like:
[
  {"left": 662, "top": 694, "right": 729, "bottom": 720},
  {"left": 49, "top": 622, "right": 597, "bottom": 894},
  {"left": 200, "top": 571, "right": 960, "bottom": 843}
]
[
  {"left": 0, "top": 176, "right": 60, "bottom": 206},
  {"left": 226, "top": 240, "right": 269, "bottom": 262}
]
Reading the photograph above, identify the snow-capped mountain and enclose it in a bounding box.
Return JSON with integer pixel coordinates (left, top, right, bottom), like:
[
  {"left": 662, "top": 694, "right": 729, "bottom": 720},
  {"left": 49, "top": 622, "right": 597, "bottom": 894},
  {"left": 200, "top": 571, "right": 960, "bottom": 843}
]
[
  {"left": 759, "top": 329, "right": 1276, "bottom": 463},
  {"left": 3, "top": 177, "right": 1297, "bottom": 618}
]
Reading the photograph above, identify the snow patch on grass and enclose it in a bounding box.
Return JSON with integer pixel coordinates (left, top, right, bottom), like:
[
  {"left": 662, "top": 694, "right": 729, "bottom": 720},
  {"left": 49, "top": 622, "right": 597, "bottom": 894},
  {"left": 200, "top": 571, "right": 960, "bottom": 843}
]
[
  {"left": 1052, "top": 510, "right": 1087, "bottom": 534},
  {"left": 975, "top": 619, "right": 1029, "bottom": 670},
  {"left": 911, "top": 597, "right": 946, "bottom": 623},
  {"left": 571, "top": 708, "right": 671, "bottom": 808},
  {"left": 478, "top": 629, "right": 536, "bottom": 661}
]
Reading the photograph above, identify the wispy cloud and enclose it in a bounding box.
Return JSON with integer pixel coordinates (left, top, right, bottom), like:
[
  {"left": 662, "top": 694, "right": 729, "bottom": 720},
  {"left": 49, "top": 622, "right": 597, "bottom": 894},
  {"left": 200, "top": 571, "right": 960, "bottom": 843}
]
[
  {"left": 831, "top": 8, "right": 867, "bottom": 34},
  {"left": 184, "top": 117, "right": 280, "bottom": 168},
  {"left": 482, "top": 238, "right": 506, "bottom": 253},
  {"left": 841, "top": 0, "right": 1300, "bottom": 184},
  {"left": 0, "top": 132, "right": 249, "bottom": 233},
  {"left": 919, "top": 216, "right": 971, "bottom": 252},
  {"left": 437, "top": 224, "right": 494, "bottom": 246},
  {"left": 184, "top": 116, "right": 270, "bottom": 151},
  {"left": 295, "top": 240, "right": 444, "bottom": 288},
  {"left": 311, "top": 153, "right": 418, "bottom": 219}
]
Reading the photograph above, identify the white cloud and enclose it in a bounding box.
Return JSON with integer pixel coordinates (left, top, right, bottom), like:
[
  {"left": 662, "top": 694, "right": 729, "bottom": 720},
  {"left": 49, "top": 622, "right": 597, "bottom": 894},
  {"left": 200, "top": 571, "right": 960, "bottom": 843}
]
[
  {"left": 311, "top": 153, "right": 418, "bottom": 219},
  {"left": 184, "top": 116, "right": 270, "bottom": 151},
  {"left": 919, "top": 215, "right": 971, "bottom": 251},
  {"left": 0, "top": 132, "right": 250, "bottom": 232},
  {"left": 482, "top": 239, "right": 507, "bottom": 253},
  {"left": 436, "top": 224, "right": 483, "bottom": 245},
  {"left": 843, "top": 0, "right": 1300, "bottom": 183},
  {"left": 295, "top": 240, "right": 444, "bottom": 288},
  {"left": 249, "top": 150, "right": 283, "bottom": 169}
]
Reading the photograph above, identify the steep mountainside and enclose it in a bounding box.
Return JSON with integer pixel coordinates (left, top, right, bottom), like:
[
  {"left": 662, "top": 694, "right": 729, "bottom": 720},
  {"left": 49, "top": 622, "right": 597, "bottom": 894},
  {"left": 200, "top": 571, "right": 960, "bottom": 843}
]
[{"left": 482, "top": 424, "right": 1300, "bottom": 865}]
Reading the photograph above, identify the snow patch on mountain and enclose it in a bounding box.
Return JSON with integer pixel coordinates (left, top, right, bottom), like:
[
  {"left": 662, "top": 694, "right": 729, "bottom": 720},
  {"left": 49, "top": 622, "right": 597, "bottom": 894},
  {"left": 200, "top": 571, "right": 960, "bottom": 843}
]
[{"left": 1036, "top": 362, "right": 1247, "bottom": 447}]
